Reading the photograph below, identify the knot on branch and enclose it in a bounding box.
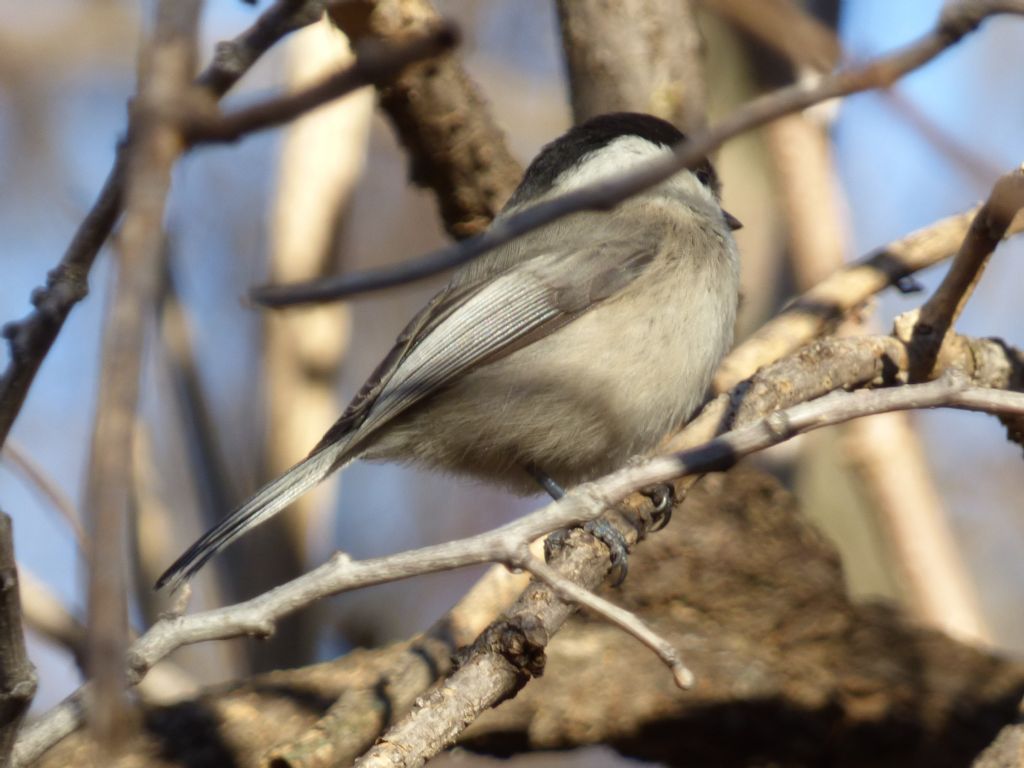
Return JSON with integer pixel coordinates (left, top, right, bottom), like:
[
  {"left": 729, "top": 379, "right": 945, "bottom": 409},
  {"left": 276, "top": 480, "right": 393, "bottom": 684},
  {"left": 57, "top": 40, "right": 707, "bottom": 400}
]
[
  {"left": 938, "top": 3, "right": 987, "bottom": 42},
  {"left": 210, "top": 41, "right": 249, "bottom": 82},
  {"left": 44, "top": 263, "right": 90, "bottom": 307},
  {"left": 472, "top": 616, "right": 549, "bottom": 696}
]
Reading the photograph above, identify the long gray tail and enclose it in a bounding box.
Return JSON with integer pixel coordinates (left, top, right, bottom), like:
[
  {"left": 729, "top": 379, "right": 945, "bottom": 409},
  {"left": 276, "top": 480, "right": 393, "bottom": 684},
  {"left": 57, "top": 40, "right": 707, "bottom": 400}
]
[{"left": 155, "top": 442, "right": 348, "bottom": 592}]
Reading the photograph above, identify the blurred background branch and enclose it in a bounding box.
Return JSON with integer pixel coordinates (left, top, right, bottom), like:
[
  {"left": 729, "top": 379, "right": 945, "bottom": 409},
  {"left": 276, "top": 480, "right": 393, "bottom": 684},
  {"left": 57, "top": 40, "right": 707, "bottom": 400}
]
[
  {"left": 83, "top": 0, "right": 202, "bottom": 750},
  {"left": 330, "top": 0, "right": 523, "bottom": 239},
  {"left": 1, "top": 444, "right": 86, "bottom": 555},
  {"left": 556, "top": 0, "right": 707, "bottom": 131}
]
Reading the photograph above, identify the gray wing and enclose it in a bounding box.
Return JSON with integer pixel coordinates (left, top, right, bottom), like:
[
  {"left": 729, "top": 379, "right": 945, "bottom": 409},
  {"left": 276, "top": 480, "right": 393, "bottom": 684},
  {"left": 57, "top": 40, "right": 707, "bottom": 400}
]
[{"left": 314, "top": 234, "right": 662, "bottom": 455}]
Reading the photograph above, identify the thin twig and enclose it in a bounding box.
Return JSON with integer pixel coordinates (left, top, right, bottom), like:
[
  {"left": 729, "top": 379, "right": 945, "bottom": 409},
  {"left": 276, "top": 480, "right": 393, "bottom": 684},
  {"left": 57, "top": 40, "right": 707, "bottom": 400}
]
[
  {"left": 14, "top": 358, "right": 1024, "bottom": 765},
  {"left": 514, "top": 549, "right": 694, "bottom": 689},
  {"left": 897, "top": 167, "right": 1024, "bottom": 380},
  {"left": 19, "top": 566, "right": 198, "bottom": 703},
  {"left": 182, "top": 23, "right": 458, "bottom": 145},
  {"left": 1, "top": 444, "right": 86, "bottom": 554},
  {"left": 715, "top": 196, "right": 1024, "bottom": 391},
  {"left": 0, "top": 0, "right": 327, "bottom": 450},
  {"left": 251, "top": 0, "right": 1024, "bottom": 307},
  {"left": 880, "top": 89, "right": 1004, "bottom": 185}
]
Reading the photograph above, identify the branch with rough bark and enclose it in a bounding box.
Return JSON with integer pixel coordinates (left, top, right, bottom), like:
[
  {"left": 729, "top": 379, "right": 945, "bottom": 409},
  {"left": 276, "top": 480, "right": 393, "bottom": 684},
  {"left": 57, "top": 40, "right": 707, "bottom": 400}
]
[
  {"left": 459, "top": 470, "right": 1024, "bottom": 768},
  {"left": 0, "top": 513, "right": 37, "bottom": 768},
  {"left": 330, "top": 0, "right": 523, "bottom": 239},
  {"left": 715, "top": 201, "right": 1024, "bottom": 391},
  {"left": 896, "top": 166, "right": 1024, "bottom": 381},
  {"left": 180, "top": 22, "right": 458, "bottom": 145}
]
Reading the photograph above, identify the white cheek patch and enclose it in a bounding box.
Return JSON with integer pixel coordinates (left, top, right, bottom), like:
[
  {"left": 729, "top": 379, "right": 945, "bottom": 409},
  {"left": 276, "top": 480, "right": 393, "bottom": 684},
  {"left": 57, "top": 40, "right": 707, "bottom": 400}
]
[{"left": 551, "top": 134, "right": 717, "bottom": 207}]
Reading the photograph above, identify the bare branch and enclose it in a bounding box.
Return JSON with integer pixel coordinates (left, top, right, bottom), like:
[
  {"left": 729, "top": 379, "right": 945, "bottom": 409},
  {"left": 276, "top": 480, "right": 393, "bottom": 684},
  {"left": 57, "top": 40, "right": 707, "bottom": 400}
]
[
  {"left": 26, "top": 469, "right": 1024, "bottom": 767},
  {"left": 514, "top": 550, "right": 694, "bottom": 689},
  {"left": 182, "top": 22, "right": 458, "bottom": 145},
  {"left": 18, "top": 569, "right": 196, "bottom": 704},
  {"left": 353, "top": 378, "right": 1024, "bottom": 767},
  {"left": 83, "top": 0, "right": 201, "bottom": 748},
  {"left": 259, "top": 638, "right": 454, "bottom": 768},
  {"left": 1, "top": 443, "right": 86, "bottom": 554},
  {"left": 897, "top": 166, "right": 1024, "bottom": 380},
  {"left": 251, "top": 0, "right": 1024, "bottom": 307},
  {"left": 18, "top": 569, "right": 87, "bottom": 672},
  {"left": 0, "top": 0, "right": 327, "bottom": 450},
  {"left": 698, "top": 0, "right": 841, "bottom": 72},
  {"left": 459, "top": 474, "right": 1024, "bottom": 765},
  {"left": 0, "top": 512, "right": 37, "bottom": 766}
]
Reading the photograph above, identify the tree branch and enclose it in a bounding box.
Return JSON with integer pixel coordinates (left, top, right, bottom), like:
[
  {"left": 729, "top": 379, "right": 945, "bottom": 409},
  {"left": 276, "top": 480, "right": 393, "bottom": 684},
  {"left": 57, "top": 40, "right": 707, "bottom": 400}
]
[
  {"left": 1, "top": 443, "right": 86, "bottom": 554},
  {"left": 353, "top": 376, "right": 1024, "bottom": 767},
  {"left": 250, "top": 0, "right": 1024, "bottom": 307},
  {"left": 897, "top": 166, "right": 1024, "bottom": 380},
  {"left": 0, "top": 0, "right": 327, "bottom": 450},
  {"left": 460, "top": 471, "right": 1024, "bottom": 767},
  {"left": 83, "top": 0, "right": 202, "bottom": 749},
  {"left": 181, "top": 22, "right": 458, "bottom": 145},
  {"left": 514, "top": 550, "right": 695, "bottom": 689},
  {"left": 329, "top": 0, "right": 523, "bottom": 239},
  {"left": 0, "top": 513, "right": 37, "bottom": 767}
]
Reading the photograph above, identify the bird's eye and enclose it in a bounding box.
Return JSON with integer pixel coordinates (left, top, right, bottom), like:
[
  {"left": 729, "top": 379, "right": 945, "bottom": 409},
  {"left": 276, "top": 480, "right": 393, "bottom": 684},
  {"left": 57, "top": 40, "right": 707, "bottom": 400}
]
[{"left": 696, "top": 169, "right": 712, "bottom": 187}]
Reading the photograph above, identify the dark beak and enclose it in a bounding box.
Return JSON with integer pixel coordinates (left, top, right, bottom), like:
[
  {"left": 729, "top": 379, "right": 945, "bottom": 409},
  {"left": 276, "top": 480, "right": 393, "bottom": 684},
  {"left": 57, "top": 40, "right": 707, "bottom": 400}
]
[{"left": 723, "top": 210, "right": 743, "bottom": 231}]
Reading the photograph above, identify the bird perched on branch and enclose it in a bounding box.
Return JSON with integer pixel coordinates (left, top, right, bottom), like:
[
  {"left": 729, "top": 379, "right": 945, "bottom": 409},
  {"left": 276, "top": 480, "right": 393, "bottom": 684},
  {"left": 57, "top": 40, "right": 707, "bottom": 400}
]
[{"left": 157, "top": 112, "right": 742, "bottom": 592}]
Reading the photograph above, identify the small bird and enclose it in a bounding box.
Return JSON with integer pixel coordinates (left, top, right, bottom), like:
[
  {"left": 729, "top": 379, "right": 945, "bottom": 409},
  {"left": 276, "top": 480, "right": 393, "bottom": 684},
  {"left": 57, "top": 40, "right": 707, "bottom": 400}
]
[{"left": 157, "top": 112, "right": 742, "bottom": 592}]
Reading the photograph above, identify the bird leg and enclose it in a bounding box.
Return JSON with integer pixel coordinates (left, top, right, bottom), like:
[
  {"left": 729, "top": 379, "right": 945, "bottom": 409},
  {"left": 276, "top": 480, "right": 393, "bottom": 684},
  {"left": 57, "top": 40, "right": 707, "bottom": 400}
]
[{"left": 527, "top": 464, "right": 629, "bottom": 586}]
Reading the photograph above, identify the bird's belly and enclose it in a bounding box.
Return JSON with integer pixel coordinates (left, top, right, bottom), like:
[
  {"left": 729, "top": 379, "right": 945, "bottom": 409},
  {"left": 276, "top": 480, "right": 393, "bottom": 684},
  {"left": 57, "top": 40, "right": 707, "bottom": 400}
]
[{"left": 365, "top": 267, "right": 735, "bottom": 494}]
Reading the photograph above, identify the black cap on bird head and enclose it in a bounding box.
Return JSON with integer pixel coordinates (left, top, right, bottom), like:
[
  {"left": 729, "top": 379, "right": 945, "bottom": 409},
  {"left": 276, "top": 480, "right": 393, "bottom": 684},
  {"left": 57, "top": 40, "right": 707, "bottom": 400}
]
[{"left": 506, "top": 112, "right": 724, "bottom": 210}]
